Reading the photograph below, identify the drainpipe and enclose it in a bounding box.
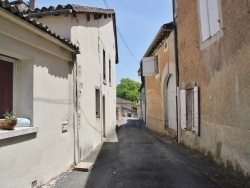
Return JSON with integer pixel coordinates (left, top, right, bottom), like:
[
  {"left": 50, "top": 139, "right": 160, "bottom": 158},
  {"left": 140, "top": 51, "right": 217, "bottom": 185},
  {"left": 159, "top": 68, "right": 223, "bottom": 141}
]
[
  {"left": 73, "top": 54, "right": 80, "bottom": 165},
  {"left": 172, "top": 0, "right": 181, "bottom": 143}
]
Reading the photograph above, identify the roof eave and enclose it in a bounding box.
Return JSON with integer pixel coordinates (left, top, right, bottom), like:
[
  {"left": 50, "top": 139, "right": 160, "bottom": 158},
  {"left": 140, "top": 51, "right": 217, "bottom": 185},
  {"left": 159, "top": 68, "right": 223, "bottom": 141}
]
[
  {"left": 143, "top": 22, "right": 173, "bottom": 58},
  {"left": 0, "top": 5, "right": 79, "bottom": 54}
]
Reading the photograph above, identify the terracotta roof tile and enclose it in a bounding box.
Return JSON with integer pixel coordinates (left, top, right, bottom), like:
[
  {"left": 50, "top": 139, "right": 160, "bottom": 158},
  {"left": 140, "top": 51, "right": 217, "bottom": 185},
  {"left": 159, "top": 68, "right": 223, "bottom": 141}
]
[
  {"left": 25, "top": 3, "right": 118, "bottom": 64},
  {"left": 70, "top": 4, "right": 114, "bottom": 14},
  {"left": 0, "top": 0, "right": 79, "bottom": 53},
  {"left": 24, "top": 4, "right": 115, "bottom": 15}
]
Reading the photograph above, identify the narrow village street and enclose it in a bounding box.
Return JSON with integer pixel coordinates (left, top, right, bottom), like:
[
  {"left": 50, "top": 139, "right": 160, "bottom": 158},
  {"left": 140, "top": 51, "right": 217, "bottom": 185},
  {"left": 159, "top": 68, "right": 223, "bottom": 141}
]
[
  {"left": 0, "top": 1, "right": 249, "bottom": 187},
  {"left": 45, "top": 118, "right": 243, "bottom": 188}
]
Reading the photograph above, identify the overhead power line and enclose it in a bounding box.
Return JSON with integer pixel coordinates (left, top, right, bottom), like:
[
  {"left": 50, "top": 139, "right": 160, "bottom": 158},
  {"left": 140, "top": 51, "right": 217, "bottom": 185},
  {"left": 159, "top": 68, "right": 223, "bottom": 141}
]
[
  {"left": 117, "top": 29, "right": 140, "bottom": 64},
  {"left": 102, "top": 0, "right": 140, "bottom": 64},
  {"left": 103, "top": 0, "right": 109, "bottom": 9}
]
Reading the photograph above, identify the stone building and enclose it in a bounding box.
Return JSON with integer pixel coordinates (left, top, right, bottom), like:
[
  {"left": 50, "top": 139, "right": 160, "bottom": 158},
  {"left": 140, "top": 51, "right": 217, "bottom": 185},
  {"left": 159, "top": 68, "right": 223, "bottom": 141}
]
[
  {"left": 0, "top": 1, "right": 79, "bottom": 187},
  {"left": 175, "top": 0, "right": 250, "bottom": 175},
  {"left": 116, "top": 97, "right": 133, "bottom": 116},
  {"left": 26, "top": 4, "right": 119, "bottom": 158},
  {"left": 139, "top": 23, "right": 176, "bottom": 137}
]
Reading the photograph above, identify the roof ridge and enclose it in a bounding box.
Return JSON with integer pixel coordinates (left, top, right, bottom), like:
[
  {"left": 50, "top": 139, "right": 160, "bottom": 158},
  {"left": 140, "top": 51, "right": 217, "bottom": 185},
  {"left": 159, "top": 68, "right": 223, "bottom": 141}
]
[
  {"left": 116, "top": 97, "right": 133, "bottom": 104},
  {"left": 70, "top": 4, "right": 114, "bottom": 10},
  {"left": 23, "top": 3, "right": 115, "bottom": 14}
]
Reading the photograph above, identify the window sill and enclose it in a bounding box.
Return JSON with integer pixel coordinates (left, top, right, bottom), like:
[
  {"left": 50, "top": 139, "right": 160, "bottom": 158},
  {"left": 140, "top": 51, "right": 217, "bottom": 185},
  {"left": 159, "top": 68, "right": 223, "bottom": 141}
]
[
  {"left": 200, "top": 30, "right": 223, "bottom": 50},
  {"left": 0, "top": 127, "right": 38, "bottom": 140}
]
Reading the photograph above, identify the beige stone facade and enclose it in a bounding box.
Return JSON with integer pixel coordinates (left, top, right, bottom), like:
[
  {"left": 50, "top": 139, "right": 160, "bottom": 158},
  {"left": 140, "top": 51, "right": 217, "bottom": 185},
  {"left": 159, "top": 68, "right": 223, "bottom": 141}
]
[
  {"left": 176, "top": 0, "right": 250, "bottom": 175},
  {"left": 142, "top": 23, "right": 177, "bottom": 138}
]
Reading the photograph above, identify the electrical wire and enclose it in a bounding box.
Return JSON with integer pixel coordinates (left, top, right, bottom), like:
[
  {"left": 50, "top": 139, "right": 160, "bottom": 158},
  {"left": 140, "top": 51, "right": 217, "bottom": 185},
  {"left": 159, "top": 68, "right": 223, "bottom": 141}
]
[
  {"left": 103, "top": 0, "right": 109, "bottom": 9},
  {"left": 117, "top": 28, "right": 140, "bottom": 64},
  {"left": 102, "top": 0, "right": 140, "bottom": 64}
]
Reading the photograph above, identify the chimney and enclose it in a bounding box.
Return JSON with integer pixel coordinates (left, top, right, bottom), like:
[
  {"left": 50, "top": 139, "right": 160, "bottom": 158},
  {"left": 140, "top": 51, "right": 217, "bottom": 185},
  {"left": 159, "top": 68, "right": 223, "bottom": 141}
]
[{"left": 29, "top": 0, "right": 37, "bottom": 10}]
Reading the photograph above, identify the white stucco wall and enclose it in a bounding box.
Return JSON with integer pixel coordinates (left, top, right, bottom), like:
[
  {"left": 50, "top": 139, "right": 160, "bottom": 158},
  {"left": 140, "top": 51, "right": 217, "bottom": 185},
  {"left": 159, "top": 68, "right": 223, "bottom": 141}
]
[
  {"left": 0, "top": 9, "right": 75, "bottom": 188},
  {"left": 36, "top": 13, "right": 117, "bottom": 158}
]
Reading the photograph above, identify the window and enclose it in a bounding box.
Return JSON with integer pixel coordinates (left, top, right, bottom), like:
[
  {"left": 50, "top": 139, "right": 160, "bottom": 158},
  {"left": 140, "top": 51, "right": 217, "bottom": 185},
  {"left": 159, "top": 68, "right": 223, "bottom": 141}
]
[
  {"left": 109, "top": 59, "right": 111, "bottom": 85},
  {"left": 180, "top": 87, "right": 199, "bottom": 134},
  {"left": 198, "top": 0, "right": 220, "bottom": 42},
  {"left": 95, "top": 89, "right": 100, "bottom": 118},
  {"left": 0, "top": 56, "right": 37, "bottom": 139},
  {"left": 103, "top": 50, "right": 106, "bottom": 84},
  {"left": 164, "top": 41, "right": 168, "bottom": 52},
  {"left": 87, "top": 14, "right": 90, "bottom": 21},
  {"left": 0, "top": 57, "right": 16, "bottom": 118}
]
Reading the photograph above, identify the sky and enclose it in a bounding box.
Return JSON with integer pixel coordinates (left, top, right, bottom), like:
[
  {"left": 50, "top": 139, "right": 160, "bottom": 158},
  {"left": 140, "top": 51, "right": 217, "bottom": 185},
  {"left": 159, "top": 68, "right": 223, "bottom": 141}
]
[{"left": 35, "top": 0, "right": 173, "bottom": 84}]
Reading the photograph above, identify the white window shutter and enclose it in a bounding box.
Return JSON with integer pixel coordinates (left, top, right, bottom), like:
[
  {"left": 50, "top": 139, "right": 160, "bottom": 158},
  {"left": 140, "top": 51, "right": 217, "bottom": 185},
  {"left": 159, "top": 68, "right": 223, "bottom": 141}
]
[
  {"left": 207, "top": 0, "right": 220, "bottom": 36},
  {"left": 180, "top": 90, "right": 186, "bottom": 130},
  {"left": 198, "top": 0, "right": 210, "bottom": 41},
  {"left": 142, "top": 57, "right": 157, "bottom": 76},
  {"left": 193, "top": 86, "right": 199, "bottom": 134}
]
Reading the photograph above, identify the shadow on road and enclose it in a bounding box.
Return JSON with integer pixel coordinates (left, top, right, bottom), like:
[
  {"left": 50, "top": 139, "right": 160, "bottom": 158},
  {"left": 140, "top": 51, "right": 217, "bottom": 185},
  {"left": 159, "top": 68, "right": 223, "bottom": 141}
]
[
  {"left": 83, "top": 118, "right": 243, "bottom": 188},
  {"left": 48, "top": 118, "right": 246, "bottom": 188}
]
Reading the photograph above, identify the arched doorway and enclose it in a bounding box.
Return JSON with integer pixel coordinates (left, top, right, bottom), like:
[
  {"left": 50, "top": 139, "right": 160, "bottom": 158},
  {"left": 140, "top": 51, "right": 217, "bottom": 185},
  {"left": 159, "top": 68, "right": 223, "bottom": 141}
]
[{"left": 163, "top": 74, "right": 176, "bottom": 130}]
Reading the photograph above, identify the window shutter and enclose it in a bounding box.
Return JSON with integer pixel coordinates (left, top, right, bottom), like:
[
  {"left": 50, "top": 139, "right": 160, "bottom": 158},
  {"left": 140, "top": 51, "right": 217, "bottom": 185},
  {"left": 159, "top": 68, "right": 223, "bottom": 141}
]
[
  {"left": 142, "top": 57, "right": 157, "bottom": 76},
  {"left": 198, "top": 0, "right": 210, "bottom": 41},
  {"left": 193, "top": 86, "right": 199, "bottom": 134},
  {"left": 207, "top": 0, "right": 220, "bottom": 36},
  {"left": 180, "top": 89, "right": 186, "bottom": 130}
]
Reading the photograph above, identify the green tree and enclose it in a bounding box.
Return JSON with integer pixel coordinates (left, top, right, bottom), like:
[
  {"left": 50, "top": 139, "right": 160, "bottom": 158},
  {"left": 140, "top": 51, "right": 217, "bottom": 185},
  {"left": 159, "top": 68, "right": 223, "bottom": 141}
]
[{"left": 116, "top": 78, "right": 141, "bottom": 106}]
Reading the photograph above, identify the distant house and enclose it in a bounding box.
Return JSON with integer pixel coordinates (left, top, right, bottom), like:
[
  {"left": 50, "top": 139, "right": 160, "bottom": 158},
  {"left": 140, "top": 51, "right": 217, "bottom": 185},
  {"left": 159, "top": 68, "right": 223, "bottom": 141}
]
[
  {"left": 116, "top": 97, "right": 133, "bottom": 116},
  {"left": 0, "top": 1, "right": 79, "bottom": 187},
  {"left": 26, "top": 3, "right": 119, "bottom": 158},
  {"left": 175, "top": 0, "right": 250, "bottom": 176},
  {"left": 139, "top": 23, "right": 176, "bottom": 137}
]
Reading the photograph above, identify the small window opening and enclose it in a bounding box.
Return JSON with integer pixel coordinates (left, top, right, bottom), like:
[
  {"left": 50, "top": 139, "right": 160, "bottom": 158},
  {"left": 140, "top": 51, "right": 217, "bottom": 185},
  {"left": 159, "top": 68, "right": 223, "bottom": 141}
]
[
  {"left": 103, "top": 50, "right": 106, "bottom": 83},
  {"left": 95, "top": 89, "right": 100, "bottom": 118}
]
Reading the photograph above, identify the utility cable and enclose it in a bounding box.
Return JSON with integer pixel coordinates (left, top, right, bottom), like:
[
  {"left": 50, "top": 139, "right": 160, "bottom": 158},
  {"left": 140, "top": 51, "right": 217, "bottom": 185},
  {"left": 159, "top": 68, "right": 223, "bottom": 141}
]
[
  {"left": 103, "top": 0, "right": 109, "bottom": 9},
  {"left": 102, "top": 0, "right": 140, "bottom": 64},
  {"left": 117, "top": 28, "right": 140, "bottom": 64}
]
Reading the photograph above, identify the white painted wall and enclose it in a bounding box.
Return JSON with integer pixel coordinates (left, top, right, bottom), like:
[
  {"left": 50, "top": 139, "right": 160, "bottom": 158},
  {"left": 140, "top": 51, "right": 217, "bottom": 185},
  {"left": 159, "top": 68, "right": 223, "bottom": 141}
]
[
  {"left": 36, "top": 13, "right": 117, "bottom": 158},
  {"left": 0, "top": 10, "right": 75, "bottom": 187}
]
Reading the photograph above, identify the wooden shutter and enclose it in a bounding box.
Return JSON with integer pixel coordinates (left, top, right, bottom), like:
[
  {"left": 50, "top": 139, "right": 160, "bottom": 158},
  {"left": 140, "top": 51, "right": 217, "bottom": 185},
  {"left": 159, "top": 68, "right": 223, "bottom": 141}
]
[
  {"left": 198, "top": 0, "right": 210, "bottom": 41},
  {"left": 193, "top": 87, "right": 199, "bottom": 134},
  {"left": 207, "top": 0, "right": 220, "bottom": 36},
  {"left": 142, "top": 57, "right": 157, "bottom": 76},
  {"left": 180, "top": 89, "right": 186, "bottom": 130}
]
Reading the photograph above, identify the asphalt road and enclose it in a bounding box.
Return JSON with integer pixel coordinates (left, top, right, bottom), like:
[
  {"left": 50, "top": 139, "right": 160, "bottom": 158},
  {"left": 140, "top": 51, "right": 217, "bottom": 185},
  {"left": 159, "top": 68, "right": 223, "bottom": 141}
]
[{"left": 47, "top": 118, "right": 244, "bottom": 188}]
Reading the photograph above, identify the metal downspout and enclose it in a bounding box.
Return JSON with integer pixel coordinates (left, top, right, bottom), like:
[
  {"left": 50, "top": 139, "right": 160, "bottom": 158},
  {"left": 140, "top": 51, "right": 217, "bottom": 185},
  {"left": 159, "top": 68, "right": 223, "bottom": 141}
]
[
  {"left": 73, "top": 54, "right": 80, "bottom": 165},
  {"left": 172, "top": 0, "right": 181, "bottom": 143}
]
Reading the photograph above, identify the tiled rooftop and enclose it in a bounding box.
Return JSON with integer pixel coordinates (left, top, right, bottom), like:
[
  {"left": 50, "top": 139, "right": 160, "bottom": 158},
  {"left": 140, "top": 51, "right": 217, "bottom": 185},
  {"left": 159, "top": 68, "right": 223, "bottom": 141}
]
[
  {"left": 0, "top": 0, "right": 79, "bottom": 53},
  {"left": 143, "top": 22, "right": 173, "bottom": 57},
  {"left": 23, "top": 4, "right": 115, "bottom": 15},
  {"left": 11, "top": 1, "right": 118, "bottom": 64},
  {"left": 117, "top": 97, "right": 133, "bottom": 104}
]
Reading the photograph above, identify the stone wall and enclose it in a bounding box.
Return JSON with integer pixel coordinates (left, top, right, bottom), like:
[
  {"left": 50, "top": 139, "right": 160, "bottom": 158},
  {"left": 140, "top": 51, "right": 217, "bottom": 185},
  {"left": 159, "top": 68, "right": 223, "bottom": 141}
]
[
  {"left": 145, "top": 32, "right": 176, "bottom": 138},
  {"left": 176, "top": 0, "right": 250, "bottom": 175}
]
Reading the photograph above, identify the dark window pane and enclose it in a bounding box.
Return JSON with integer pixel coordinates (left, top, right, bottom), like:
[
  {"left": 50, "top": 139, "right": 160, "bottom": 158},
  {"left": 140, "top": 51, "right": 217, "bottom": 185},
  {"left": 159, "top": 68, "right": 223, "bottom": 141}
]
[{"left": 0, "top": 59, "right": 13, "bottom": 118}]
